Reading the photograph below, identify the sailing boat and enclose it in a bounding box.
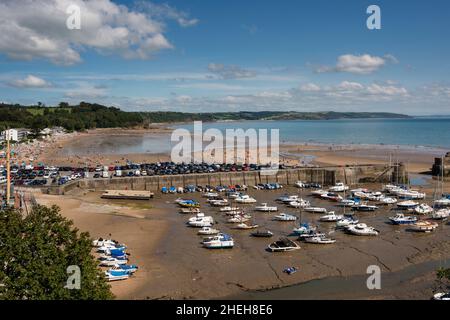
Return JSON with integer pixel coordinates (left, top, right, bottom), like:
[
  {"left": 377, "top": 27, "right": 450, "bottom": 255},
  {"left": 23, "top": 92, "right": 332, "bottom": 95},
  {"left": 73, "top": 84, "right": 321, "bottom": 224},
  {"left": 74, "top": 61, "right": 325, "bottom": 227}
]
[{"left": 434, "top": 156, "right": 450, "bottom": 208}]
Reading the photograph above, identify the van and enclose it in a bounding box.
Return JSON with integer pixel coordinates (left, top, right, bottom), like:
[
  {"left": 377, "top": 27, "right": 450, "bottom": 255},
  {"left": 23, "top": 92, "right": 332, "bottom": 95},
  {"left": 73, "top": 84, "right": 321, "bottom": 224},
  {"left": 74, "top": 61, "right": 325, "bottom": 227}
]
[{"left": 115, "top": 170, "right": 122, "bottom": 177}]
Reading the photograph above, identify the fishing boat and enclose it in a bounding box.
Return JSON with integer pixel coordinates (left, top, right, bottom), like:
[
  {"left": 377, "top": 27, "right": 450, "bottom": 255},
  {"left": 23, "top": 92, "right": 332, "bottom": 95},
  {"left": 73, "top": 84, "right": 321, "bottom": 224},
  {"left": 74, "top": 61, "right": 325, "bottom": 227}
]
[
  {"left": 202, "top": 233, "right": 234, "bottom": 249},
  {"left": 319, "top": 212, "right": 343, "bottom": 222},
  {"left": 288, "top": 199, "right": 311, "bottom": 208},
  {"left": 389, "top": 213, "right": 417, "bottom": 225},
  {"left": 273, "top": 213, "right": 297, "bottom": 221},
  {"left": 431, "top": 208, "right": 450, "bottom": 220},
  {"left": 292, "top": 223, "right": 317, "bottom": 235},
  {"left": 397, "top": 200, "right": 419, "bottom": 210},
  {"left": 329, "top": 182, "right": 349, "bottom": 192},
  {"left": 197, "top": 227, "right": 220, "bottom": 235},
  {"left": 304, "top": 236, "right": 336, "bottom": 244},
  {"left": 410, "top": 220, "right": 438, "bottom": 232},
  {"left": 105, "top": 270, "right": 129, "bottom": 282},
  {"left": 254, "top": 203, "right": 278, "bottom": 212},
  {"left": 235, "top": 194, "right": 257, "bottom": 204},
  {"left": 336, "top": 216, "right": 359, "bottom": 228},
  {"left": 179, "top": 207, "right": 201, "bottom": 214},
  {"left": 235, "top": 223, "right": 259, "bottom": 230},
  {"left": 267, "top": 238, "right": 301, "bottom": 252},
  {"left": 414, "top": 203, "right": 434, "bottom": 215},
  {"left": 303, "top": 207, "right": 327, "bottom": 213},
  {"left": 352, "top": 202, "right": 378, "bottom": 212},
  {"left": 251, "top": 230, "right": 274, "bottom": 238},
  {"left": 346, "top": 223, "right": 379, "bottom": 236}
]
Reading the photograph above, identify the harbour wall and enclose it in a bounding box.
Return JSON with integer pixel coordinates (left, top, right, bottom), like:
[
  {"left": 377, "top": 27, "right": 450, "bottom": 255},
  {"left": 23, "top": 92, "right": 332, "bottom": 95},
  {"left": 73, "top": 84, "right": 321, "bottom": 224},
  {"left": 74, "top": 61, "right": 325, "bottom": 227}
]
[{"left": 43, "top": 164, "right": 399, "bottom": 195}]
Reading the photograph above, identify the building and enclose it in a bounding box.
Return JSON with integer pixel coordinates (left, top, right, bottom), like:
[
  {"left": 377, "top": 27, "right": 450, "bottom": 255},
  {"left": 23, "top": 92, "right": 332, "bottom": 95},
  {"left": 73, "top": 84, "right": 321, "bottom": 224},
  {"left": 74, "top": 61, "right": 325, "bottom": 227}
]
[
  {"left": 432, "top": 152, "right": 450, "bottom": 177},
  {"left": 0, "top": 128, "right": 29, "bottom": 143}
]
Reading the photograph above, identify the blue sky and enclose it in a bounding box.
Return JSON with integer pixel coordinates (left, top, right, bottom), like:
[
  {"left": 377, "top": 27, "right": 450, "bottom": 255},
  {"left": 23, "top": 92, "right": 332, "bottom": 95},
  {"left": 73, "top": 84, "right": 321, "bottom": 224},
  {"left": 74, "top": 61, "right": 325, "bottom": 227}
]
[{"left": 0, "top": 0, "right": 449, "bottom": 114}]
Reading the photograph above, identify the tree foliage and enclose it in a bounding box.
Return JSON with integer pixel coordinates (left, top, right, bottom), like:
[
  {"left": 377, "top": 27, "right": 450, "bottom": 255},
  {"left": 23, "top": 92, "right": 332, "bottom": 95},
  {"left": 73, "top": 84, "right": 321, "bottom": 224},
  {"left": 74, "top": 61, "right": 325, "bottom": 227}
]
[{"left": 0, "top": 205, "right": 113, "bottom": 300}]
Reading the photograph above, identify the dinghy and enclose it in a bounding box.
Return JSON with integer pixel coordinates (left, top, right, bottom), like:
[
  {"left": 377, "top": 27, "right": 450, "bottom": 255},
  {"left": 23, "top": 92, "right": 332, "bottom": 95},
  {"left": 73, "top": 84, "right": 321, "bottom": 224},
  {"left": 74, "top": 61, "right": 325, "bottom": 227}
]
[
  {"left": 251, "top": 230, "right": 274, "bottom": 238},
  {"left": 267, "top": 238, "right": 301, "bottom": 252},
  {"left": 389, "top": 213, "right": 417, "bottom": 225},
  {"left": 346, "top": 223, "right": 379, "bottom": 236}
]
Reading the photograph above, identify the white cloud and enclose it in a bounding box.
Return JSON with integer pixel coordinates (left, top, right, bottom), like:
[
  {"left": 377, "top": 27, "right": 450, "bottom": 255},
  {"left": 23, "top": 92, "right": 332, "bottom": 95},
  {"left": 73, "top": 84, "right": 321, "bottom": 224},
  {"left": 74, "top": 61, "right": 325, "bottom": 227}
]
[
  {"left": 299, "top": 83, "right": 321, "bottom": 92},
  {"left": 9, "top": 75, "right": 51, "bottom": 88},
  {"left": 134, "top": 1, "right": 199, "bottom": 27},
  {"left": 0, "top": 0, "right": 196, "bottom": 65},
  {"left": 208, "top": 63, "right": 257, "bottom": 79},
  {"left": 316, "top": 54, "right": 393, "bottom": 74},
  {"left": 64, "top": 83, "right": 108, "bottom": 99}
]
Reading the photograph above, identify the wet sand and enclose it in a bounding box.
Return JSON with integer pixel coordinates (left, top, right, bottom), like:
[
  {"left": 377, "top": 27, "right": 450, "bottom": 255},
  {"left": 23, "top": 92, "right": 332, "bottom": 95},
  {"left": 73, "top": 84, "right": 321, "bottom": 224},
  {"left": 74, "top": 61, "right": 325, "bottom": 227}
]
[{"left": 33, "top": 179, "right": 450, "bottom": 300}]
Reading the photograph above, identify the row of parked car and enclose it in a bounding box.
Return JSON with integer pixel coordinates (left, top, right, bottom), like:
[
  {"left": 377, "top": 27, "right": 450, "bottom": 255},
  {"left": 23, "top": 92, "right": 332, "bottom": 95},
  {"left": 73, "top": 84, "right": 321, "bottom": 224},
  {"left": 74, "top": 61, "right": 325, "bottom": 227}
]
[{"left": 162, "top": 184, "right": 249, "bottom": 194}]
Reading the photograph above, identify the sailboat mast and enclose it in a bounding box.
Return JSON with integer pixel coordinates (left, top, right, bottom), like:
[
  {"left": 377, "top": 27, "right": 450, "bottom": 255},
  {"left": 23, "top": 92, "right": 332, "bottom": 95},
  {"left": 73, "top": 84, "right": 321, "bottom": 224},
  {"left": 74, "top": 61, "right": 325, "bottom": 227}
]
[{"left": 6, "top": 129, "right": 11, "bottom": 206}]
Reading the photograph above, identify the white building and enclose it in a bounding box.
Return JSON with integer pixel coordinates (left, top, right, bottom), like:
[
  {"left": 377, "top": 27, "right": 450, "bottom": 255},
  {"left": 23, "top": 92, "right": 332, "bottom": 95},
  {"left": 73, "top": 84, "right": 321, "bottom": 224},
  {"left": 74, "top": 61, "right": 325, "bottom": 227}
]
[{"left": 1, "top": 129, "right": 18, "bottom": 142}]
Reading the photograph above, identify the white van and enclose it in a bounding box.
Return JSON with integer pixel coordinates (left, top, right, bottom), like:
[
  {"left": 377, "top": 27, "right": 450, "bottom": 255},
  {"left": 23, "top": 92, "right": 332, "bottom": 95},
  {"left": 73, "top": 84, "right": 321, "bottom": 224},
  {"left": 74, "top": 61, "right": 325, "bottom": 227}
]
[{"left": 115, "top": 170, "right": 122, "bottom": 177}]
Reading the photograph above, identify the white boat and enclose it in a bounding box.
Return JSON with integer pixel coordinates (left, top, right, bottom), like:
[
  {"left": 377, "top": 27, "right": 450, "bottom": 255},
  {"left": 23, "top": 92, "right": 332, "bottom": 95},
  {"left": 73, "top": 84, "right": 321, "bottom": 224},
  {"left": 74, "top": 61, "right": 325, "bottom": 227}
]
[
  {"left": 329, "top": 182, "right": 349, "bottom": 192},
  {"left": 227, "top": 216, "right": 250, "bottom": 223},
  {"left": 379, "top": 197, "right": 397, "bottom": 205},
  {"left": 277, "top": 194, "right": 299, "bottom": 203},
  {"left": 431, "top": 208, "right": 450, "bottom": 220},
  {"left": 197, "top": 227, "right": 220, "bottom": 235},
  {"left": 188, "top": 213, "right": 213, "bottom": 223},
  {"left": 304, "top": 236, "right": 336, "bottom": 244},
  {"left": 288, "top": 199, "right": 310, "bottom": 208},
  {"left": 273, "top": 213, "right": 297, "bottom": 221},
  {"left": 396, "top": 190, "right": 426, "bottom": 200},
  {"left": 410, "top": 220, "right": 438, "bottom": 232},
  {"left": 294, "top": 181, "right": 306, "bottom": 188},
  {"left": 98, "top": 256, "right": 128, "bottom": 266},
  {"left": 179, "top": 208, "right": 201, "bottom": 214},
  {"left": 225, "top": 210, "right": 244, "bottom": 216},
  {"left": 414, "top": 203, "right": 434, "bottom": 215},
  {"left": 434, "top": 197, "right": 450, "bottom": 207},
  {"left": 346, "top": 223, "right": 379, "bottom": 236},
  {"left": 352, "top": 203, "right": 378, "bottom": 212},
  {"left": 338, "top": 199, "right": 357, "bottom": 207},
  {"left": 298, "top": 231, "right": 326, "bottom": 239},
  {"left": 104, "top": 270, "right": 129, "bottom": 282},
  {"left": 389, "top": 213, "right": 417, "bottom": 225},
  {"left": 320, "top": 192, "right": 343, "bottom": 201},
  {"left": 336, "top": 217, "right": 359, "bottom": 227},
  {"left": 304, "top": 207, "right": 327, "bottom": 213},
  {"left": 235, "top": 195, "right": 257, "bottom": 204},
  {"left": 202, "top": 192, "right": 219, "bottom": 198},
  {"left": 319, "top": 212, "right": 343, "bottom": 222},
  {"left": 397, "top": 200, "right": 419, "bottom": 210},
  {"left": 219, "top": 206, "right": 240, "bottom": 212},
  {"left": 433, "top": 292, "right": 450, "bottom": 300},
  {"left": 267, "top": 238, "right": 301, "bottom": 252},
  {"left": 311, "top": 189, "right": 328, "bottom": 197},
  {"left": 92, "top": 238, "right": 119, "bottom": 247},
  {"left": 188, "top": 214, "right": 214, "bottom": 227},
  {"left": 234, "top": 223, "right": 259, "bottom": 230},
  {"left": 202, "top": 233, "right": 234, "bottom": 249},
  {"left": 254, "top": 203, "right": 278, "bottom": 212},
  {"left": 292, "top": 223, "right": 317, "bottom": 235},
  {"left": 209, "top": 199, "right": 229, "bottom": 207}
]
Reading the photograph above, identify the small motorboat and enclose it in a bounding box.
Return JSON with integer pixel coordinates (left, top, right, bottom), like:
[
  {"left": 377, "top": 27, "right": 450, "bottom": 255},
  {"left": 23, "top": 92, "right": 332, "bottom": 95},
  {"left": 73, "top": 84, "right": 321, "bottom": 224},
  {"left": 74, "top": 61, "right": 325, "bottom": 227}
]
[
  {"left": 414, "top": 203, "right": 434, "bottom": 215},
  {"left": 105, "top": 270, "right": 129, "bottom": 282},
  {"left": 310, "top": 189, "right": 328, "bottom": 197},
  {"left": 251, "top": 230, "right": 274, "bottom": 238},
  {"left": 346, "top": 223, "right": 379, "bottom": 236},
  {"left": 431, "top": 209, "right": 450, "bottom": 220},
  {"left": 235, "top": 223, "right": 259, "bottom": 230},
  {"left": 198, "top": 227, "right": 220, "bottom": 235},
  {"left": 179, "top": 208, "right": 201, "bottom": 214},
  {"left": 109, "top": 264, "right": 138, "bottom": 274},
  {"left": 433, "top": 292, "right": 450, "bottom": 300},
  {"left": 235, "top": 195, "right": 257, "bottom": 204},
  {"left": 298, "top": 230, "right": 326, "bottom": 239},
  {"left": 352, "top": 203, "right": 378, "bottom": 212},
  {"left": 409, "top": 220, "right": 438, "bottom": 232},
  {"left": 397, "top": 200, "right": 419, "bottom": 210},
  {"left": 338, "top": 198, "right": 358, "bottom": 207},
  {"left": 320, "top": 192, "right": 343, "bottom": 202},
  {"left": 329, "top": 182, "right": 349, "bottom": 192},
  {"left": 219, "top": 206, "right": 240, "bottom": 212},
  {"left": 295, "top": 181, "right": 306, "bottom": 188},
  {"left": 389, "top": 213, "right": 417, "bottom": 225},
  {"left": 304, "top": 207, "right": 327, "bottom": 213},
  {"left": 202, "top": 192, "right": 219, "bottom": 198},
  {"left": 187, "top": 214, "right": 214, "bottom": 227},
  {"left": 336, "top": 216, "right": 359, "bottom": 227},
  {"left": 292, "top": 223, "right": 317, "bottom": 235},
  {"left": 267, "top": 238, "right": 301, "bottom": 252},
  {"left": 378, "top": 197, "right": 397, "bottom": 205},
  {"left": 209, "top": 199, "right": 229, "bottom": 207},
  {"left": 178, "top": 199, "right": 200, "bottom": 208},
  {"left": 202, "top": 233, "right": 234, "bottom": 249},
  {"left": 283, "top": 266, "right": 298, "bottom": 275},
  {"left": 277, "top": 194, "right": 299, "bottom": 203},
  {"left": 396, "top": 190, "right": 426, "bottom": 200},
  {"left": 434, "top": 197, "right": 450, "bottom": 208},
  {"left": 227, "top": 216, "right": 250, "bottom": 223},
  {"left": 304, "top": 236, "right": 336, "bottom": 244},
  {"left": 254, "top": 203, "right": 278, "bottom": 212},
  {"left": 92, "top": 238, "right": 119, "bottom": 247},
  {"left": 273, "top": 213, "right": 297, "bottom": 221},
  {"left": 319, "top": 212, "right": 343, "bottom": 222},
  {"left": 288, "top": 199, "right": 311, "bottom": 208},
  {"left": 98, "top": 256, "right": 128, "bottom": 267}
]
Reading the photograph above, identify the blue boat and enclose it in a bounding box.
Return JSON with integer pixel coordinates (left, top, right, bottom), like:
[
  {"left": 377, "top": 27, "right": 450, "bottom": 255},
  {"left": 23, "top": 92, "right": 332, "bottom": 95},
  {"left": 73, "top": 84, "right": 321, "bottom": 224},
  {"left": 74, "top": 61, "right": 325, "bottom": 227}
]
[{"left": 389, "top": 213, "right": 417, "bottom": 225}]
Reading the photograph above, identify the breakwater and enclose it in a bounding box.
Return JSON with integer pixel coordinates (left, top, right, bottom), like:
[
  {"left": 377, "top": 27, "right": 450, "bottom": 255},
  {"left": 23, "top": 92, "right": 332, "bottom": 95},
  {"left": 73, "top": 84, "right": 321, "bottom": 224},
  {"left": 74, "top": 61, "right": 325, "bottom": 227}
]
[{"left": 43, "top": 163, "right": 406, "bottom": 195}]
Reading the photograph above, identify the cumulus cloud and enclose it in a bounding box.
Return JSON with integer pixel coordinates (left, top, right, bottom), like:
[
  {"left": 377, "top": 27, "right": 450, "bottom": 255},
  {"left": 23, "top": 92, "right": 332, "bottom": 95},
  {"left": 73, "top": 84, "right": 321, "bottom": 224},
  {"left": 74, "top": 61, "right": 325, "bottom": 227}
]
[
  {"left": 9, "top": 75, "right": 51, "bottom": 88},
  {"left": 134, "top": 1, "right": 199, "bottom": 27},
  {"left": 0, "top": 0, "right": 197, "bottom": 65},
  {"left": 207, "top": 63, "right": 257, "bottom": 79},
  {"left": 316, "top": 54, "right": 396, "bottom": 74}
]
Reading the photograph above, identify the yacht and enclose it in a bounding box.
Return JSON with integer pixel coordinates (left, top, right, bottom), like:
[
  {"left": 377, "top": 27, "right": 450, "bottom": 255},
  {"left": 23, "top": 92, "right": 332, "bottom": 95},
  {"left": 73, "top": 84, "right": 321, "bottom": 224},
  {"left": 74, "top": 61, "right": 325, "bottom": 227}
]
[
  {"left": 273, "top": 213, "right": 297, "bottom": 221},
  {"left": 397, "top": 200, "right": 419, "bottom": 210},
  {"left": 202, "top": 233, "right": 234, "bottom": 249},
  {"left": 251, "top": 230, "right": 274, "bottom": 238},
  {"left": 319, "top": 212, "right": 343, "bottom": 222},
  {"left": 311, "top": 189, "right": 328, "bottom": 197},
  {"left": 292, "top": 223, "right": 317, "bottom": 235},
  {"left": 336, "top": 216, "right": 359, "bottom": 228},
  {"left": 329, "top": 182, "right": 349, "bottom": 192},
  {"left": 320, "top": 192, "right": 343, "bottom": 202},
  {"left": 187, "top": 214, "right": 214, "bottom": 227},
  {"left": 288, "top": 199, "right": 310, "bottom": 208},
  {"left": 414, "top": 203, "right": 434, "bottom": 215},
  {"left": 254, "top": 203, "right": 278, "bottom": 212},
  {"left": 431, "top": 209, "right": 450, "bottom": 220},
  {"left": 434, "top": 197, "right": 450, "bottom": 207},
  {"left": 304, "top": 236, "right": 336, "bottom": 244},
  {"left": 379, "top": 197, "right": 397, "bottom": 205},
  {"left": 346, "top": 223, "right": 379, "bottom": 236},
  {"left": 389, "top": 213, "right": 417, "bottom": 225},
  {"left": 304, "top": 207, "right": 327, "bottom": 213},
  {"left": 351, "top": 203, "right": 378, "bottom": 212},
  {"left": 219, "top": 206, "right": 240, "bottom": 212}
]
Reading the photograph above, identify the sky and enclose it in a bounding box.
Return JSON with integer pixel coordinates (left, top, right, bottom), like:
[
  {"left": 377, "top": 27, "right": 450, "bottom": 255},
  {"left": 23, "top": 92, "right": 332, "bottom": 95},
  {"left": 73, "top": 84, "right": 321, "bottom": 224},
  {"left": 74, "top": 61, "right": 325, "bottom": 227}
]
[{"left": 0, "top": 0, "right": 449, "bottom": 115}]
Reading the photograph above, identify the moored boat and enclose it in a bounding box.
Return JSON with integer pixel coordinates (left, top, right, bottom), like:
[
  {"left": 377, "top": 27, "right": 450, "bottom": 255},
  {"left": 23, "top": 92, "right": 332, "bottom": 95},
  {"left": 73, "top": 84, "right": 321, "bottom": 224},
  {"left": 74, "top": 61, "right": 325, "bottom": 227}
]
[
  {"left": 202, "top": 233, "right": 234, "bottom": 249},
  {"left": 304, "top": 236, "right": 336, "bottom": 244},
  {"left": 319, "top": 212, "right": 343, "bottom": 222},
  {"left": 304, "top": 207, "right": 327, "bottom": 213},
  {"left": 251, "top": 230, "right": 274, "bottom": 238},
  {"left": 397, "top": 200, "right": 419, "bottom": 210},
  {"left": 197, "top": 227, "right": 220, "bottom": 235},
  {"left": 431, "top": 208, "right": 450, "bottom": 220},
  {"left": 409, "top": 220, "right": 438, "bottom": 232},
  {"left": 414, "top": 203, "right": 434, "bottom": 215},
  {"left": 254, "top": 203, "right": 278, "bottom": 212},
  {"left": 389, "top": 213, "right": 417, "bottom": 225},
  {"left": 273, "top": 213, "right": 297, "bottom": 221},
  {"left": 329, "top": 182, "right": 349, "bottom": 192},
  {"left": 346, "top": 223, "right": 379, "bottom": 236},
  {"left": 267, "top": 238, "right": 301, "bottom": 252},
  {"left": 292, "top": 223, "right": 317, "bottom": 235}
]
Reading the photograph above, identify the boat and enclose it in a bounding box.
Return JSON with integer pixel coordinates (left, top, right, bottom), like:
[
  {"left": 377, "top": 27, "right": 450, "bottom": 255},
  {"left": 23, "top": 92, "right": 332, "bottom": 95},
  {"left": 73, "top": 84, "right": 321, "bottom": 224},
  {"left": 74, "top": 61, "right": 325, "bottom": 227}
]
[
  {"left": 234, "top": 223, "right": 259, "bottom": 230},
  {"left": 177, "top": 199, "right": 200, "bottom": 208},
  {"left": 304, "top": 236, "right": 336, "bottom": 244},
  {"left": 202, "top": 192, "right": 219, "bottom": 198},
  {"left": 109, "top": 264, "right": 138, "bottom": 274},
  {"left": 409, "top": 220, "right": 438, "bottom": 232},
  {"left": 431, "top": 208, "right": 450, "bottom": 220},
  {"left": 277, "top": 194, "right": 299, "bottom": 203},
  {"left": 303, "top": 207, "right": 327, "bottom": 213},
  {"left": 250, "top": 230, "right": 274, "bottom": 238},
  {"left": 379, "top": 197, "right": 397, "bottom": 205},
  {"left": 283, "top": 266, "right": 298, "bottom": 275},
  {"left": 298, "top": 230, "right": 326, "bottom": 239},
  {"left": 294, "top": 181, "right": 306, "bottom": 188},
  {"left": 209, "top": 199, "right": 229, "bottom": 207},
  {"left": 227, "top": 216, "right": 250, "bottom": 223},
  {"left": 319, "top": 212, "right": 343, "bottom": 222},
  {"left": 310, "top": 189, "right": 328, "bottom": 197},
  {"left": 397, "top": 200, "right": 419, "bottom": 210},
  {"left": 320, "top": 192, "right": 343, "bottom": 202},
  {"left": 92, "top": 238, "right": 119, "bottom": 247},
  {"left": 414, "top": 203, "right": 434, "bottom": 215},
  {"left": 273, "top": 213, "right": 297, "bottom": 221},
  {"left": 288, "top": 199, "right": 311, "bottom": 208},
  {"left": 433, "top": 292, "right": 450, "bottom": 300},
  {"left": 389, "top": 213, "right": 417, "bottom": 225},
  {"left": 179, "top": 207, "right": 201, "bottom": 214},
  {"left": 346, "top": 223, "right": 379, "bottom": 236},
  {"left": 197, "top": 227, "right": 220, "bottom": 235},
  {"left": 396, "top": 190, "right": 426, "bottom": 200},
  {"left": 98, "top": 256, "right": 128, "bottom": 266},
  {"left": 187, "top": 214, "right": 214, "bottom": 227},
  {"left": 352, "top": 203, "right": 378, "bottom": 212},
  {"left": 336, "top": 216, "right": 359, "bottom": 227},
  {"left": 254, "top": 203, "right": 278, "bottom": 212},
  {"left": 235, "top": 195, "right": 257, "bottom": 204},
  {"left": 267, "top": 238, "right": 301, "bottom": 252},
  {"left": 219, "top": 206, "right": 240, "bottom": 212},
  {"left": 202, "top": 233, "right": 234, "bottom": 249},
  {"left": 329, "top": 182, "right": 349, "bottom": 192},
  {"left": 338, "top": 198, "right": 359, "bottom": 207},
  {"left": 292, "top": 223, "right": 317, "bottom": 235},
  {"left": 434, "top": 197, "right": 450, "bottom": 207},
  {"left": 105, "top": 270, "right": 129, "bottom": 282}
]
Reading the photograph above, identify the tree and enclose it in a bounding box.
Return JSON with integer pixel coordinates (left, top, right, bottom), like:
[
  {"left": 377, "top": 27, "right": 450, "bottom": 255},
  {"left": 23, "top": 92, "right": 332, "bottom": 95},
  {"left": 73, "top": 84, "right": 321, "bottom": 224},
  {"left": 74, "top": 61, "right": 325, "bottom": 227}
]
[{"left": 0, "top": 205, "right": 113, "bottom": 300}]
